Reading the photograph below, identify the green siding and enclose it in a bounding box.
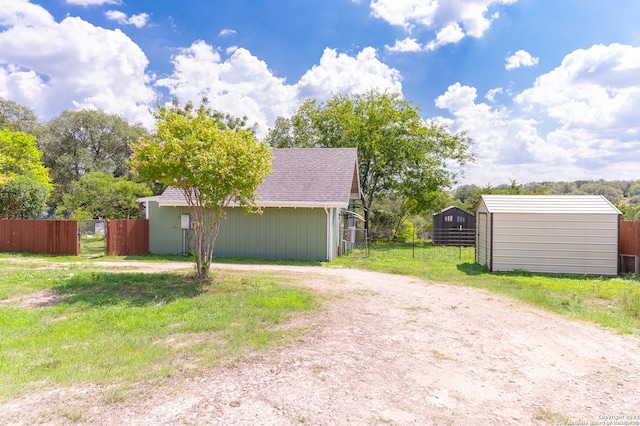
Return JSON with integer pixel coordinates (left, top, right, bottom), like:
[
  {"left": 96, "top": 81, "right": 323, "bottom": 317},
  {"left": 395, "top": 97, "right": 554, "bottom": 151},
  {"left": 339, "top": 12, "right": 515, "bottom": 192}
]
[
  {"left": 147, "top": 201, "right": 331, "bottom": 261},
  {"left": 214, "top": 206, "right": 327, "bottom": 260},
  {"left": 147, "top": 202, "right": 191, "bottom": 255}
]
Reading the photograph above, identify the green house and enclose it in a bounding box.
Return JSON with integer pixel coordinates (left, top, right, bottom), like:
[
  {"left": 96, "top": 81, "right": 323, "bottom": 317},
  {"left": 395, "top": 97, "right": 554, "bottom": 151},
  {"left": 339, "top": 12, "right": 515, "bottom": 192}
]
[{"left": 140, "top": 148, "right": 362, "bottom": 261}]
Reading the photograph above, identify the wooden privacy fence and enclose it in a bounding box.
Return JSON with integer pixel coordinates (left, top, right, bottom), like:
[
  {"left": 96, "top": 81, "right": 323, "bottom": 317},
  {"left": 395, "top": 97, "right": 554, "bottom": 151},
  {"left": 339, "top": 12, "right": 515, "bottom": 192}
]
[
  {"left": 0, "top": 219, "right": 78, "bottom": 255},
  {"left": 620, "top": 220, "right": 640, "bottom": 273},
  {"left": 431, "top": 228, "right": 476, "bottom": 246},
  {"left": 106, "top": 219, "right": 149, "bottom": 256},
  {"left": 0, "top": 219, "right": 149, "bottom": 257}
]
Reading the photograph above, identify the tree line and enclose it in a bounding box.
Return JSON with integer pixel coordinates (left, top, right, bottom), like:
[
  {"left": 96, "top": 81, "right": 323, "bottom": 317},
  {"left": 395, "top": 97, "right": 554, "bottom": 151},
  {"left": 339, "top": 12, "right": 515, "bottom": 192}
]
[
  {"left": 1, "top": 92, "right": 474, "bottom": 233},
  {"left": 1, "top": 96, "right": 152, "bottom": 220},
  {"left": 451, "top": 179, "right": 640, "bottom": 221},
  {"left": 3, "top": 91, "right": 638, "bottom": 271}
]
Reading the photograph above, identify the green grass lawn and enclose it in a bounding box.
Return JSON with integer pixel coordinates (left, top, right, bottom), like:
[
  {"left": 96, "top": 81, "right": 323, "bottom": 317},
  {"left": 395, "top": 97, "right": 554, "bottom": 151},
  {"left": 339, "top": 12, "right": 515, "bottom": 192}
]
[
  {"left": 331, "top": 241, "right": 640, "bottom": 335},
  {"left": 0, "top": 260, "right": 317, "bottom": 397},
  {"left": 79, "top": 234, "right": 105, "bottom": 256},
  {"left": 2, "top": 242, "right": 640, "bottom": 397}
]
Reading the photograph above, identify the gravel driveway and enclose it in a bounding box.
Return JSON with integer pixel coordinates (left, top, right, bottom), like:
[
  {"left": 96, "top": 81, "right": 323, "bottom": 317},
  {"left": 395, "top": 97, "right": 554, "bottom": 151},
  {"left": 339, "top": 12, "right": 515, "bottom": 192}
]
[{"left": 2, "top": 262, "right": 640, "bottom": 425}]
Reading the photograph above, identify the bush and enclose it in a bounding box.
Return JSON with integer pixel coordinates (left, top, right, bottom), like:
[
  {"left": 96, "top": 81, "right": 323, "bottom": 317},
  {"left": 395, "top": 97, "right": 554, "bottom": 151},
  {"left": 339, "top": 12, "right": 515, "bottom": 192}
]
[
  {"left": 394, "top": 220, "right": 416, "bottom": 242},
  {"left": 0, "top": 174, "right": 49, "bottom": 219}
]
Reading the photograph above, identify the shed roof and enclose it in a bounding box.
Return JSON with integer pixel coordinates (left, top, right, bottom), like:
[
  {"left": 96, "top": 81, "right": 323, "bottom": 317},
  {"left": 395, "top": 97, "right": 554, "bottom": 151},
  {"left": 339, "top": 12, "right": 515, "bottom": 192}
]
[
  {"left": 433, "top": 206, "right": 473, "bottom": 216},
  {"left": 155, "top": 148, "right": 361, "bottom": 208},
  {"left": 479, "top": 195, "right": 621, "bottom": 214}
]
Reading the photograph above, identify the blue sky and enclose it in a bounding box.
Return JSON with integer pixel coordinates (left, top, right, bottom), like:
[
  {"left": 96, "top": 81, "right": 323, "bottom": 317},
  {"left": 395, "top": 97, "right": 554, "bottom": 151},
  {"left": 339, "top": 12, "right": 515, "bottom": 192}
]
[{"left": 2, "top": 0, "right": 640, "bottom": 187}]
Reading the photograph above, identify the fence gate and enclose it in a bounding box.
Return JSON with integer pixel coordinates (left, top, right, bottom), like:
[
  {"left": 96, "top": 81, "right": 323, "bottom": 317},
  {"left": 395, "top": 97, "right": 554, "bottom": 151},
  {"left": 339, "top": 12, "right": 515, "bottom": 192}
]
[
  {"left": 78, "top": 219, "right": 106, "bottom": 256},
  {"left": 106, "top": 219, "right": 149, "bottom": 256},
  {"left": 339, "top": 227, "right": 368, "bottom": 257}
]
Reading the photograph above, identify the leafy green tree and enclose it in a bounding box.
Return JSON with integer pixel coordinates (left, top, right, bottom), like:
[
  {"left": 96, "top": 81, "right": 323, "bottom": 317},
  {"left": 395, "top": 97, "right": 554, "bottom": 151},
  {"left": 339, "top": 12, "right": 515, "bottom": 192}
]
[
  {"left": 265, "top": 90, "right": 475, "bottom": 232},
  {"left": 39, "top": 109, "right": 147, "bottom": 203},
  {"left": 0, "top": 174, "right": 49, "bottom": 219},
  {"left": 56, "top": 172, "right": 152, "bottom": 219},
  {"left": 0, "top": 130, "right": 51, "bottom": 218},
  {"left": 453, "top": 184, "right": 480, "bottom": 204},
  {"left": 0, "top": 97, "right": 41, "bottom": 135},
  {"left": 628, "top": 183, "right": 640, "bottom": 197},
  {"left": 0, "top": 130, "right": 50, "bottom": 185},
  {"left": 618, "top": 203, "right": 640, "bottom": 221},
  {"left": 578, "top": 182, "right": 624, "bottom": 204},
  {"left": 130, "top": 101, "right": 272, "bottom": 279}
]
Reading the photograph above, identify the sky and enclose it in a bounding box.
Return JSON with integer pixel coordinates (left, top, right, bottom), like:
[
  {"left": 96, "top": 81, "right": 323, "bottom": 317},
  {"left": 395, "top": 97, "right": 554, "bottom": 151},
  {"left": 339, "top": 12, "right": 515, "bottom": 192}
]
[{"left": 2, "top": 0, "right": 640, "bottom": 187}]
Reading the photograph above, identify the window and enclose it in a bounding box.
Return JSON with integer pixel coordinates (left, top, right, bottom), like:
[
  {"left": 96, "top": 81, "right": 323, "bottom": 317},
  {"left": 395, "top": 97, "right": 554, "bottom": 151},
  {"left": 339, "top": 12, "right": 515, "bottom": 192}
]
[
  {"left": 457, "top": 216, "right": 466, "bottom": 223},
  {"left": 444, "top": 215, "right": 453, "bottom": 222}
]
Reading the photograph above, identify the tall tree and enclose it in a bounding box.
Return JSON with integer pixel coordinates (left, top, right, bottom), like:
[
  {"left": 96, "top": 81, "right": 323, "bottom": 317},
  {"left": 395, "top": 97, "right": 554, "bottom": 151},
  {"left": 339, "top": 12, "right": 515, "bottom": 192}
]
[
  {"left": 129, "top": 101, "right": 272, "bottom": 279},
  {"left": 265, "top": 90, "right": 475, "bottom": 230},
  {"left": 0, "top": 97, "right": 41, "bottom": 135},
  {"left": 39, "top": 109, "right": 147, "bottom": 202},
  {"left": 56, "top": 172, "right": 152, "bottom": 220},
  {"left": 0, "top": 130, "right": 51, "bottom": 218}
]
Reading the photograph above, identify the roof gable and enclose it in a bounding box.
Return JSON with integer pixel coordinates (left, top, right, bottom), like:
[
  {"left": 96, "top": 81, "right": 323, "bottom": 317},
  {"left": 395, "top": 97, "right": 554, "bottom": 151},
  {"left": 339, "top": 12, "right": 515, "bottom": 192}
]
[
  {"left": 479, "top": 195, "right": 621, "bottom": 214},
  {"left": 156, "top": 148, "right": 361, "bottom": 208},
  {"left": 434, "top": 206, "right": 473, "bottom": 217}
]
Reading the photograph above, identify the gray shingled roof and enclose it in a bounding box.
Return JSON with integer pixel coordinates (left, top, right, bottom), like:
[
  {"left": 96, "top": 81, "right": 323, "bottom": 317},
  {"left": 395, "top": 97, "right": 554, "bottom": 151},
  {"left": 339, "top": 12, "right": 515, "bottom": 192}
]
[{"left": 156, "top": 148, "right": 360, "bottom": 208}]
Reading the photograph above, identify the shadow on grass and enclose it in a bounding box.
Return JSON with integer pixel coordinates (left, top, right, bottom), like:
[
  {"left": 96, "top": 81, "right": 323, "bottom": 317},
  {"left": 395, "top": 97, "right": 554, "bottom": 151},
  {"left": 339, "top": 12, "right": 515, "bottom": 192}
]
[
  {"left": 53, "top": 272, "right": 204, "bottom": 307},
  {"left": 456, "top": 263, "right": 489, "bottom": 275},
  {"left": 118, "top": 254, "right": 323, "bottom": 267},
  {"left": 456, "top": 262, "right": 640, "bottom": 283}
]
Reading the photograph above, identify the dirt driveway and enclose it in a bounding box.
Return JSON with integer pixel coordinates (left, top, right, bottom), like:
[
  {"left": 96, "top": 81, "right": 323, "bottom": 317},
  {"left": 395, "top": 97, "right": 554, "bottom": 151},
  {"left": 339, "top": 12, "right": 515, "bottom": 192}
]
[{"left": 2, "top": 262, "right": 640, "bottom": 425}]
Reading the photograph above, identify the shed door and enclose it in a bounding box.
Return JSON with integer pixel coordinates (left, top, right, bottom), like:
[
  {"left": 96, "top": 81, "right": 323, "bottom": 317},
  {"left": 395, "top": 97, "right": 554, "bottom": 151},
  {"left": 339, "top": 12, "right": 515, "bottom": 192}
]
[{"left": 476, "top": 212, "right": 489, "bottom": 266}]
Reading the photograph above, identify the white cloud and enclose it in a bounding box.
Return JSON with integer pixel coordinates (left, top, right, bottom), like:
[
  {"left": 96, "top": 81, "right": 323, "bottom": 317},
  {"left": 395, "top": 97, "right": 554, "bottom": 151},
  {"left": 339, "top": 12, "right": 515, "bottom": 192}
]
[
  {"left": 218, "top": 29, "right": 236, "bottom": 36},
  {"left": 156, "top": 42, "right": 403, "bottom": 137},
  {"left": 296, "top": 47, "right": 402, "bottom": 100},
  {"left": 505, "top": 50, "right": 539, "bottom": 70},
  {"left": 435, "top": 83, "right": 566, "bottom": 185},
  {"left": 485, "top": 87, "right": 503, "bottom": 102},
  {"left": 426, "top": 23, "right": 465, "bottom": 51},
  {"left": 515, "top": 43, "right": 640, "bottom": 169},
  {"left": 156, "top": 40, "right": 297, "bottom": 136},
  {"left": 385, "top": 37, "right": 423, "bottom": 52},
  {"left": 67, "top": 0, "right": 121, "bottom": 5},
  {"left": 370, "top": 0, "right": 517, "bottom": 50},
  {"left": 436, "top": 44, "right": 640, "bottom": 185},
  {"left": 0, "top": 2, "right": 403, "bottom": 138},
  {"left": 105, "top": 10, "right": 149, "bottom": 28},
  {"left": 0, "top": 0, "right": 156, "bottom": 127}
]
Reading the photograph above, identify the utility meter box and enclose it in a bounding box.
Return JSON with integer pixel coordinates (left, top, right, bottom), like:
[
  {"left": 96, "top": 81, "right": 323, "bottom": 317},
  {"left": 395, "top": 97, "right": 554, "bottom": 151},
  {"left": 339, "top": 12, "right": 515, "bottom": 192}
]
[{"left": 180, "top": 214, "right": 190, "bottom": 230}]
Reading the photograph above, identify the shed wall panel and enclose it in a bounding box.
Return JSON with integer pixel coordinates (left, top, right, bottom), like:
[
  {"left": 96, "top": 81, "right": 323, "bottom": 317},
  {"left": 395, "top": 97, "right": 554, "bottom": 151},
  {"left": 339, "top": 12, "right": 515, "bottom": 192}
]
[
  {"left": 476, "top": 212, "right": 490, "bottom": 267},
  {"left": 475, "top": 200, "right": 491, "bottom": 267},
  {"left": 490, "top": 212, "right": 618, "bottom": 275}
]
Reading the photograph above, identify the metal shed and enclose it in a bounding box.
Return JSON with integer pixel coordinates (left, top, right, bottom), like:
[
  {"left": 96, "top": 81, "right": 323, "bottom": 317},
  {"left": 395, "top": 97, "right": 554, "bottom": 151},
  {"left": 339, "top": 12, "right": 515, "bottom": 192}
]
[
  {"left": 432, "top": 206, "right": 475, "bottom": 246},
  {"left": 476, "top": 195, "right": 621, "bottom": 275}
]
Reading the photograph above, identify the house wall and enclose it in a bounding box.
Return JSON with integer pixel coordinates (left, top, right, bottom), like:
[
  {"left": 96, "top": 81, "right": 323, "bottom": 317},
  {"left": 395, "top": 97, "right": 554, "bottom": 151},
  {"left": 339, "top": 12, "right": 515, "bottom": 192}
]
[
  {"left": 147, "top": 201, "right": 332, "bottom": 261},
  {"left": 485, "top": 211, "right": 619, "bottom": 275},
  {"left": 148, "top": 202, "right": 191, "bottom": 255},
  {"left": 215, "top": 206, "right": 328, "bottom": 261}
]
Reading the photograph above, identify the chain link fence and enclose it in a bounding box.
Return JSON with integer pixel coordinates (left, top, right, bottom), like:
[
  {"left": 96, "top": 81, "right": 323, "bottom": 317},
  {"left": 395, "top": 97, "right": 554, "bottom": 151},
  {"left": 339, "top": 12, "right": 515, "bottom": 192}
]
[
  {"left": 78, "top": 219, "right": 106, "bottom": 256},
  {"left": 339, "top": 227, "right": 368, "bottom": 257}
]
